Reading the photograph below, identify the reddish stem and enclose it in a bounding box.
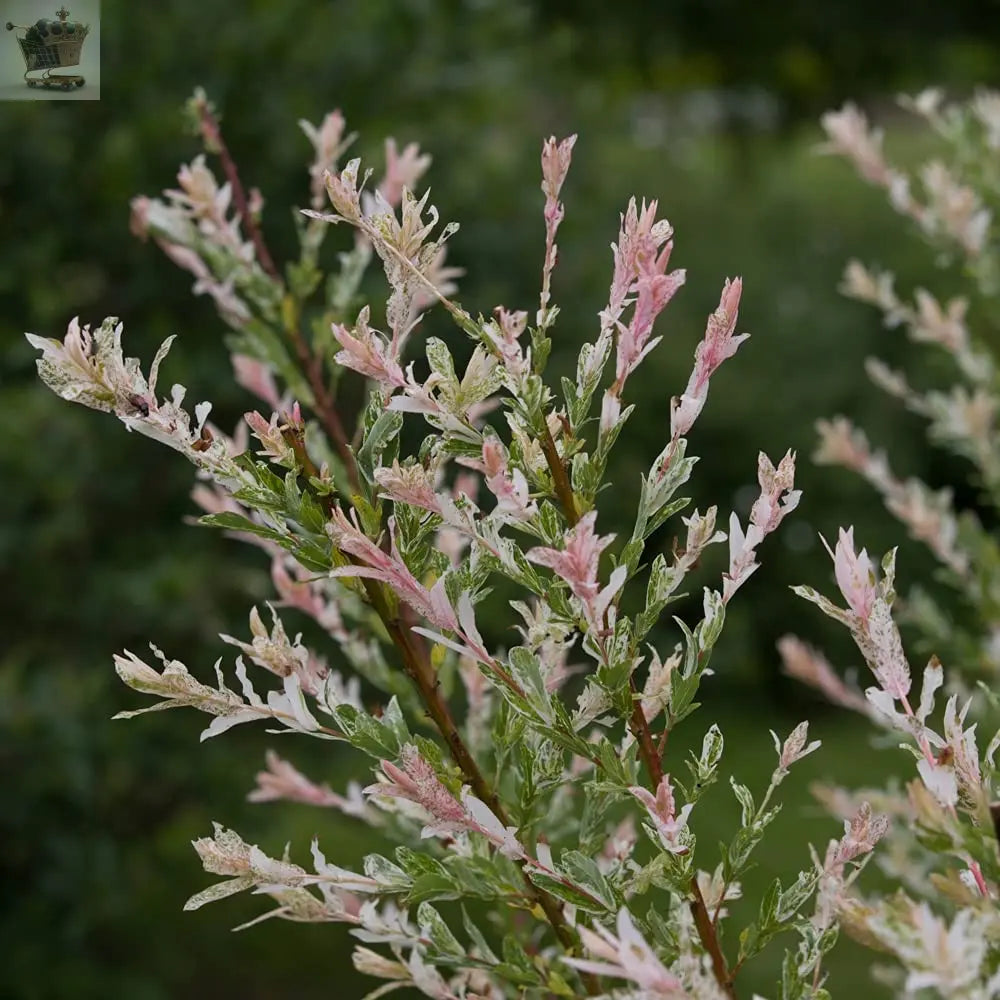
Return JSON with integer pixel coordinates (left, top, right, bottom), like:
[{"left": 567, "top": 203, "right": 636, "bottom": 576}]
[
  {"left": 630, "top": 700, "right": 737, "bottom": 998},
  {"left": 539, "top": 420, "right": 579, "bottom": 526},
  {"left": 196, "top": 102, "right": 280, "bottom": 282},
  {"left": 542, "top": 410, "right": 737, "bottom": 998}
]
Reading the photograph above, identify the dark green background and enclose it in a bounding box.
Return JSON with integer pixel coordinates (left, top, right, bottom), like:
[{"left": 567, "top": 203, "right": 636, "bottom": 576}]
[{"left": 3, "top": 1, "right": 997, "bottom": 997}]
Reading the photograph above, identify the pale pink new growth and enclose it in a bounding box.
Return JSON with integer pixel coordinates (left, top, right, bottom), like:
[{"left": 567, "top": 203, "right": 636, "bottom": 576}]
[
  {"left": 920, "top": 161, "right": 990, "bottom": 256},
  {"left": 750, "top": 450, "right": 801, "bottom": 534},
  {"left": 129, "top": 194, "right": 152, "bottom": 239},
  {"left": 323, "top": 158, "right": 365, "bottom": 224},
  {"left": 816, "top": 419, "right": 970, "bottom": 578},
  {"left": 831, "top": 526, "right": 876, "bottom": 623},
  {"left": 326, "top": 508, "right": 458, "bottom": 632},
  {"left": 814, "top": 527, "right": 911, "bottom": 701},
  {"left": 641, "top": 647, "right": 681, "bottom": 722},
  {"left": 613, "top": 243, "right": 685, "bottom": 389},
  {"left": 564, "top": 908, "right": 687, "bottom": 996},
  {"left": 300, "top": 110, "right": 349, "bottom": 210},
  {"left": 670, "top": 278, "right": 748, "bottom": 439},
  {"left": 378, "top": 138, "right": 432, "bottom": 210},
  {"left": 814, "top": 416, "right": 887, "bottom": 480},
  {"left": 539, "top": 134, "right": 577, "bottom": 320},
  {"left": 232, "top": 354, "right": 282, "bottom": 410},
  {"left": 833, "top": 802, "right": 890, "bottom": 865},
  {"left": 219, "top": 605, "right": 331, "bottom": 697},
  {"left": 168, "top": 154, "right": 232, "bottom": 223},
  {"left": 777, "top": 635, "right": 871, "bottom": 715},
  {"left": 482, "top": 306, "right": 529, "bottom": 379},
  {"left": 941, "top": 696, "right": 983, "bottom": 807},
  {"left": 820, "top": 104, "right": 894, "bottom": 187},
  {"left": 603, "top": 198, "right": 679, "bottom": 332},
  {"left": 775, "top": 721, "right": 821, "bottom": 772},
  {"left": 911, "top": 288, "right": 970, "bottom": 355},
  {"left": 476, "top": 437, "right": 537, "bottom": 522},
  {"left": 158, "top": 240, "right": 252, "bottom": 327},
  {"left": 244, "top": 408, "right": 297, "bottom": 465},
  {"left": 629, "top": 775, "right": 692, "bottom": 853},
  {"left": 526, "top": 511, "right": 620, "bottom": 627},
  {"left": 723, "top": 450, "right": 800, "bottom": 603},
  {"left": 597, "top": 197, "right": 686, "bottom": 415},
  {"left": 250, "top": 749, "right": 345, "bottom": 807},
  {"left": 330, "top": 307, "right": 406, "bottom": 390},
  {"left": 270, "top": 557, "right": 348, "bottom": 637},
  {"left": 436, "top": 472, "right": 479, "bottom": 566},
  {"left": 374, "top": 461, "right": 444, "bottom": 516},
  {"left": 365, "top": 745, "right": 470, "bottom": 831}
]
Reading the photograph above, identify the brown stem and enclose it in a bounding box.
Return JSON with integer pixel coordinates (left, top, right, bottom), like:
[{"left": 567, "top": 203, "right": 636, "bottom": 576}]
[
  {"left": 195, "top": 99, "right": 361, "bottom": 494},
  {"left": 283, "top": 437, "right": 592, "bottom": 987},
  {"left": 691, "top": 877, "right": 737, "bottom": 999},
  {"left": 359, "top": 578, "right": 597, "bottom": 989},
  {"left": 534, "top": 381, "right": 734, "bottom": 995},
  {"left": 631, "top": 691, "right": 737, "bottom": 999},
  {"left": 539, "top": 421, "right": 579, "bottom": 526},
  {"left": 283, "top": 390, "right": 604, "bottom": 989},
  {"left": 196, "top": 102, "right": 280, "bottom": 282},
  {"left": 656, "top": 716, "right": 672, "bottom": 759},
  {"left": 283, "top": 302, "right": 361, "bottom": 493},
  {"left": 629, "top": 679, "right": 664, "bottom": 785}
]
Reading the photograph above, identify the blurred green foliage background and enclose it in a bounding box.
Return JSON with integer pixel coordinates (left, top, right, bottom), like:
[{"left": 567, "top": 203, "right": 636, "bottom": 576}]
[{"left": 3, "top": 0, "right": 998, "bottom": 997}]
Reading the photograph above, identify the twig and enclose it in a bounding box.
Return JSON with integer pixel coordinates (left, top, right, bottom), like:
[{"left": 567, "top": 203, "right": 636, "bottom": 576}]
[
  {"left": 282, "top": 296, "right": 361, "bottom": 493},
  {"left": 195, "top": 100, "right": 280, "bottom": 282},
  {"left": 195, "top": 98, "right": 361, "bottom": 493},
  {"left": 283, "top": 431, "right": 595, "bottom": 991},
  {"left": 630, "top": 697, "right": 737, "bottom": 999},
  {"left": 362, "top": 566, "right": 597, "bottom": 988},
  {"left": 690, "top": 876, "right": 736, "bottom": 998},
  {"left": 539, "top": 421, "right": 579, "bottom": 526},
  {"left": 539, "top": 423, "right": 731, "bottom": 995},
  {"left": 629, "top": 680, "right": 664, "bottom": 785}
]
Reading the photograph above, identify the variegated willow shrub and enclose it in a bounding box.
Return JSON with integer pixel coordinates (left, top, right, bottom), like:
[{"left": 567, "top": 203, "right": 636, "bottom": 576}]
[
  {"left": 22, "top": 86, "right": 998, "bottom": 999},
  {"left": 776, "top": 90, "right": 1000, "bottom": 998}
]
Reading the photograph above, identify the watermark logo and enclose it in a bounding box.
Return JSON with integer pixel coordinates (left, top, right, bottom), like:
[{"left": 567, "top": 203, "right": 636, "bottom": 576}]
[{"left": 2, "top": 1, "right": 99, "bottom": 100}]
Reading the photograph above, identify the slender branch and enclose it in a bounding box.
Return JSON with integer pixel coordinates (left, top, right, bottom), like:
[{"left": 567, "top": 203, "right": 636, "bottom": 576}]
[
  {"left": 656, "top": 715, "right": 672, "bottom": 758},
  {"left": 281, "top": 432, "right": 594, "bottom": 989},
  {"left": 631, "top": 697, "right": 737, "bottom": 999},
  {"left": 195, "top": 100, "right": 280, "bottom": 282},
  {"left": 539, "top": 421, "right": 579, "bottom": 526},
  {"left": 282, "top": 296, "right": 361, "bottom": 493},
  {"left": 629, "top": 679, "right": 664, "bottom": 785},
  {"left": 691, "top": 877, "right": 737, "bottom": 998},
  {"left": 360, "top": 577, "right": 598, "bottom": 990},
  {"left": 195, "top": 98, "right": 361, "bottom": 494},
  {"left": 533, "top": 371, "right": 736, "bottom": 996}
]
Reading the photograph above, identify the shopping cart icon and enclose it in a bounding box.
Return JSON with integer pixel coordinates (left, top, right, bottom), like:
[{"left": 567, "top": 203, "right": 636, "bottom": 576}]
[{"left": 5, "top": 6, "right": 90, "bottom": 91}]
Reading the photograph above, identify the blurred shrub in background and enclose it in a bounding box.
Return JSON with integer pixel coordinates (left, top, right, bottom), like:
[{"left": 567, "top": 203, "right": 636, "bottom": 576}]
[{"left": 2, "top": 0, "right": 996, "bottom": 996}]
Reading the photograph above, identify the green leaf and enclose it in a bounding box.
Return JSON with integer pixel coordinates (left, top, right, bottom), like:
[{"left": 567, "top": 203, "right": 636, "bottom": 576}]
[
  {"left": 462, "top": 908, "right": 499, "bottom": 964},
  {"left": 508, "top": 646, "right": 555, "bottom": 723},
  {"left": 417, "top": 902, "right": 465, "bottom": 958},
  {"left": 357, "top": 408, "right": 403, "bottom": 484},
  {"left": 362, "top": 853, "right": 411, "bottom": 891},
  {"left": 333, "top": 704, "right": 404, "bottom": 758},
  {"left": 561, "top": 850, "right": 615, "bottom": 908},
  {"left": 526, "top": 872, "right": 607, "bottom": 913},
  {"left": 199, "top": 511, "right": 288, "bottom": 543}
]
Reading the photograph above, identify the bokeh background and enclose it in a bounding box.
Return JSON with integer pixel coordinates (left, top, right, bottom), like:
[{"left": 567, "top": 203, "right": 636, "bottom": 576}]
[{"left": 3, "top": 1, "right": 998, "bottom": 997}]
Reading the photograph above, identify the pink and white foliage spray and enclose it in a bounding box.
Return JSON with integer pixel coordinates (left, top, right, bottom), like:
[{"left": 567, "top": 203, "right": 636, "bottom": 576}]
[
  {"left": 26, "top": 89, "right": 916, "bottom": 1000},
  {"left": 786, "top": 88, "right": 1000, "bottom": 999}
]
